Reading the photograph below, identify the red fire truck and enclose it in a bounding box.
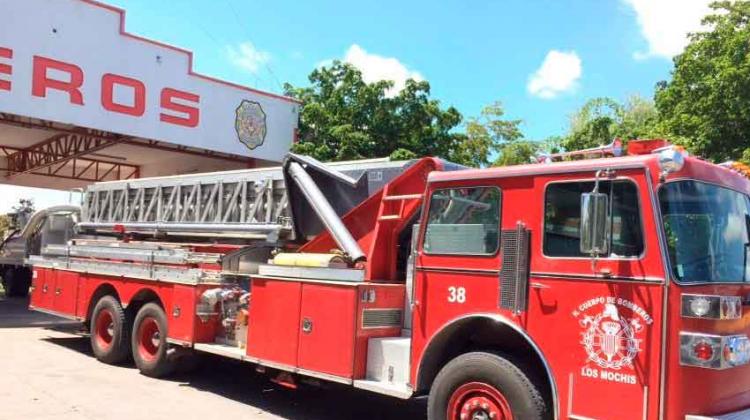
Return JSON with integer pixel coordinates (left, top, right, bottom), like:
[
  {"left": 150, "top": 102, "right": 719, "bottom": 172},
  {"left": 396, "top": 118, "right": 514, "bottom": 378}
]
[{"left": 27, "top": 141, "right": 750, "bottom": 420}]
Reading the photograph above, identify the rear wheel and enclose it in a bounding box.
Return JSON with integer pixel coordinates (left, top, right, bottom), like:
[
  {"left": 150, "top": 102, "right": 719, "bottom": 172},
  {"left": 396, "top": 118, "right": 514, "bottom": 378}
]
[
  {"left": 90, "top": 295, "right": 130, "bottom": 364},
  {"left": 427, "top": 352, "right": 548, "bottom": 420},
  {"left": 132, "top": 303, "right": 174, "bottom": 378}
]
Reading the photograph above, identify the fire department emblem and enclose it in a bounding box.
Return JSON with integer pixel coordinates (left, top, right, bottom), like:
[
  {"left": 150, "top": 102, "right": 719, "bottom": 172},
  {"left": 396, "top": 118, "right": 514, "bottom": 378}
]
[
  {"left": 573, "top": 297, "right": 653, "bottom": 375},
  {"left": 234, "top": 100, "right": 267, "bottom": 150},
  {"left": 580, "top": 303, "right": 642, "bottom": 370}
]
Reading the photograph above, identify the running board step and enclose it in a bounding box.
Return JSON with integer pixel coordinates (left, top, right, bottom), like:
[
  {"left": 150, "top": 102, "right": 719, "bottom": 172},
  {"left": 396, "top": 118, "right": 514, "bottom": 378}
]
[{"left": 353, "top": 380, "right": 412, "bottom": 399}]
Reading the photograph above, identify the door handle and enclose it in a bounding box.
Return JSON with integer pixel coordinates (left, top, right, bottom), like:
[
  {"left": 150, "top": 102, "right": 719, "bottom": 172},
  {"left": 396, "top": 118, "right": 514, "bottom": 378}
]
[
  {"left": 55, "top": 288, "right": 62, "bottom": 296},
  {"left": 302, "top": 318, "right": 313, "bottom": 334},
  {"left": 530, "top": 282, "right": 551, "bottom": 289}
]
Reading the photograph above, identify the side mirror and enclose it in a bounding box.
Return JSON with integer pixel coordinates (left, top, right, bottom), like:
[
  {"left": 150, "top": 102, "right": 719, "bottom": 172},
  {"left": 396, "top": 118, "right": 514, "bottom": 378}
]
[{"left": 580, "top": 192, "right": 609, "bottom": 255}]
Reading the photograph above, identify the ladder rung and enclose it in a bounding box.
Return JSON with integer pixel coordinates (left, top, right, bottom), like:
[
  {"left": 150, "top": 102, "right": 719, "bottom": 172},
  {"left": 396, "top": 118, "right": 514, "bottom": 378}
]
[{"left": 382, "top": 194, "right": 422, "bottom": 201}]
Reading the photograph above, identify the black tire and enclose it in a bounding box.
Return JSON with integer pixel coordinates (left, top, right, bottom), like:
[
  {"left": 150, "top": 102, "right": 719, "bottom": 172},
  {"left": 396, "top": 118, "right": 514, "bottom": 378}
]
[
  {"left": 427, "top": 352, "right": 548, "bottom": 420},
  {"left": 4, "top": 268, "right": 31, "bottom": 297},
  {"left": 131, "top": 303, "right": 174, "bottom": 378},
  {"left": 90, "top": 295, "right": 131, "bottom": 364}
]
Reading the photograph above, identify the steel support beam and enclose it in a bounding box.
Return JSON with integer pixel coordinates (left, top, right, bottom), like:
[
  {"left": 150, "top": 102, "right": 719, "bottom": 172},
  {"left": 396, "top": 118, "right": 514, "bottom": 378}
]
[
  {"left": 5, "top": 132, "right": 126, "bottom": 176},
  {"left": 0, "top": 113, "right": 255, "bottom": 165},
  {"left": 0, "top": 145, "right": 139, "bottom": 182}
]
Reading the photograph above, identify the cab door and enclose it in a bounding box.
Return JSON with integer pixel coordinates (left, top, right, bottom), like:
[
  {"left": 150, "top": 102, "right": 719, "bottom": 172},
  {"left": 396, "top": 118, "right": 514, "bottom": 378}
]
[
  {"left": 525, "top": 169, "right": 665, "bottom": 420},
  {"left": 410, "top": 182, "right": 504, "bottom": 380}
]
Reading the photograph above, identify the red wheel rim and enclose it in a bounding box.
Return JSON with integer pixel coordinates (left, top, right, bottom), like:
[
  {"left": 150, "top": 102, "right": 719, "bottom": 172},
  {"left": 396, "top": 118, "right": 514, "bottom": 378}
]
[
  {"left": 137, "top": 317, "right": 161, "bottom": 361},
  {"left": 447, "top": 382, "right": 513, "bottom": 420},
  {"left": 94, "top": 309, "right": 114, "bottom": 350}
]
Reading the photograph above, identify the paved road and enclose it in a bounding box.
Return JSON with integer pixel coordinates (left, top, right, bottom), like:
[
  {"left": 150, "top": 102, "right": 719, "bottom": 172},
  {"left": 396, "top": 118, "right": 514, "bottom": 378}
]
[{"left": 0, "top": 294, "right": 426, "bottom": 420}]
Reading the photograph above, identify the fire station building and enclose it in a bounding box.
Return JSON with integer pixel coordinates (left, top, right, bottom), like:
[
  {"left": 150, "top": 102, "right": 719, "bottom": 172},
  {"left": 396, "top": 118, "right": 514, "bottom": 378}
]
[{"left": 0, "top": 0, "right": 300, "bottom": 190}]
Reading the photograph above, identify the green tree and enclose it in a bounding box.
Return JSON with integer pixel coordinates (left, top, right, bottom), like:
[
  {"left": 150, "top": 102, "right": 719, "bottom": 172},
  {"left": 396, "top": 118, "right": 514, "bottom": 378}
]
[
  {"left": 460, "top": 101, "right": 523, "bottom": 167},
  {"left": 561, "top": 95, "right": 659, "bottom": 151},
  {"left": 284, "top": 62, "right": 464, "bottom": 162},
  {"left": 0, "top": 214, "right": 11, "bottom": 240},
  {"left": 655, "top": 1, "right": 750, "bottom": 162}
]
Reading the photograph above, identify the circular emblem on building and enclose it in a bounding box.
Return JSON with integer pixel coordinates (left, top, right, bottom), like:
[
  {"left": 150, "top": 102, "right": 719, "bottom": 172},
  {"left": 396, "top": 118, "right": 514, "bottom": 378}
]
[{"left": 234, "top": 100, "right": 267, "bottom": 150}]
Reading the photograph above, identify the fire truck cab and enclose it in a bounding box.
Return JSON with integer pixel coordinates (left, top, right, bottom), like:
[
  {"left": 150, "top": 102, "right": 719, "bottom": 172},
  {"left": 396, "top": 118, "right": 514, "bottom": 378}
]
[{"left": 27, "top": 142, "right": 750, "bottom": 420}]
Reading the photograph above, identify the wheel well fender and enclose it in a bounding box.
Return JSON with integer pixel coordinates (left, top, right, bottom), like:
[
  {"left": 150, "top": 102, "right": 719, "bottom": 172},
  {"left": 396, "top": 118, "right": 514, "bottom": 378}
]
[
  {"left": 124, "top": 287, "right": 164, "bottom": 317},
  {"left": 415, "top": 313, "right": 559, "bottom": 419},
  {"left": 85, "top": 283, "right": 120, "bottom": 325}
]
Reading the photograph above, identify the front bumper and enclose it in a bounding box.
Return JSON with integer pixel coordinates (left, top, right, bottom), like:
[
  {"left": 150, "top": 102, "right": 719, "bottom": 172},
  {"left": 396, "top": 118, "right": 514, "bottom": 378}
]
[{"left": 687, "top": 408, "right": 750, "bottom": 419}]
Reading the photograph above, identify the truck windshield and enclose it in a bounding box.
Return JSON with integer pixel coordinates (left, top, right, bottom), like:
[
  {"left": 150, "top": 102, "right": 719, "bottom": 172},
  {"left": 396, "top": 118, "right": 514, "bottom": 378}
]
[{"left": 659, "top": 180, "right": 750, "bottom": 283}]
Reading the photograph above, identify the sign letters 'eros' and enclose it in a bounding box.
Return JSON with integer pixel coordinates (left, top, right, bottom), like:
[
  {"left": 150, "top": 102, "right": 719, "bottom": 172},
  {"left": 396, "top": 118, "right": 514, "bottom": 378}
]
[
  {"left": 0, "top": 0, "right": 299, "bottom": 162},
  {"left": 21, "top": 55, "right": 200, "bottom": 127},
  {"left": 573, "top": 296, "right": 654, "bottom": 385},
  {"left": 235, "top": 100, "right": 267, "bottom": 150}
]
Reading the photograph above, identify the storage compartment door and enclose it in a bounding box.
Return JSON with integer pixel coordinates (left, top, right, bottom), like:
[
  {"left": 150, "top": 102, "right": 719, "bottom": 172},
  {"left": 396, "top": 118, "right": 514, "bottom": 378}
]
[
  {"left": 36, "top": 269, "right": 56, "bottom": 310},
  {"left": 53, "top": 270, "right": 79, "bottom": 315},
  {"left": 29, "top": 268, "right": 50, "bottom": 309},
  {"left": 297, "top": 284, "right": 357, "bottom": 378},
  {"left": 246, "top": 278, "right": 302, "bottom": 367}
]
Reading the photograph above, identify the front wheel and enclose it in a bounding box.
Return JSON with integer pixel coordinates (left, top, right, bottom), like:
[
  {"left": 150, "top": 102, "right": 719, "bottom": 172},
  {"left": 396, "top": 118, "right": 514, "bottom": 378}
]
[
  {"left": 131, "top": 303, "right": 174, "bottom": 378},
  {"left": 428, "top": 352, "right": 548, "bottom": 420}
]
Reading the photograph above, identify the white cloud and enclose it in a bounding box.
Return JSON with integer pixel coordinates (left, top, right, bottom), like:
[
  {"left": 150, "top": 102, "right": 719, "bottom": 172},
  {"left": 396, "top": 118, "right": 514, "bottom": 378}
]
[
  {"left": 226, "top": 42, "right": 271, "bottom": 74},
  {"left": 341, "top": 44, "right": 423, "bottom": 96},
  {"left": 622, "top": 0, "right": 713, "bottom": 59},
  {"left": 527, "top": 50, "right": 582, "bottom": 99}
]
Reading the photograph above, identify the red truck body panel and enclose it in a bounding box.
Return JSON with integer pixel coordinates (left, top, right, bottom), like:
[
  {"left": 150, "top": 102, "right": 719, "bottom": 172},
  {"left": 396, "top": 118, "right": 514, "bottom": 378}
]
[{"left": 27, "top": 151, "right": 750, "bottom": 419}]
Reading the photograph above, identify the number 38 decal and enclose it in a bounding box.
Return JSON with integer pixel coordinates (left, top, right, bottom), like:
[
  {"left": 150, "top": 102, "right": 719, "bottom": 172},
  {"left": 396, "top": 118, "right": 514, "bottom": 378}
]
[{"left": 448, "top": 286, "right": 466, "bottom": 303}]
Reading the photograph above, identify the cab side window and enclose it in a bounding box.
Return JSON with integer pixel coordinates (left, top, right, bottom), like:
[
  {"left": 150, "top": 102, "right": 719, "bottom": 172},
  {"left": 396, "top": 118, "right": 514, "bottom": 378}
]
[
  {"left": 423, "top": 187, "right": 501, "bottom": 255},
  {"left": 544, "top": 180, "right": 643, "bottom": 257}
]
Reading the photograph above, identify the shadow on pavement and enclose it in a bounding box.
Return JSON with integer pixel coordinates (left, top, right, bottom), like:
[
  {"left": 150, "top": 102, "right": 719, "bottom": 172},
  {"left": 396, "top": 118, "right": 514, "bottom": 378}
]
[
  {"left": 0, "top": 294, "right": 81, "bottom": 329},
  {"left": 42, "top": 335, "right": 427, "bottom": 420},
  {"left": 6, "top": 289, "right": 426, "bottom": 419}
]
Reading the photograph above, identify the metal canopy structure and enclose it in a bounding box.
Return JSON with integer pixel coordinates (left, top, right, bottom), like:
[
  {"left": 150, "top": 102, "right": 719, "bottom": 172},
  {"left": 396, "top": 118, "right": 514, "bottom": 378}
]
[
  {"left": 0, "top": 0, "right": 300, "bottom": 191},
  {"left": 0, "top": 113, "right": 264, "bottom": 188}
]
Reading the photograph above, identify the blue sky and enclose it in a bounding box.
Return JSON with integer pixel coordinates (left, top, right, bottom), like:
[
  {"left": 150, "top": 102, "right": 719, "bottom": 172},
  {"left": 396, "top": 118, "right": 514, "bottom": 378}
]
[
  {"left": 0, "top": 0, "right": 715, "bottom": 212},
  {"left": 103, "top": 0, "right": 711, "bottom": 140}
]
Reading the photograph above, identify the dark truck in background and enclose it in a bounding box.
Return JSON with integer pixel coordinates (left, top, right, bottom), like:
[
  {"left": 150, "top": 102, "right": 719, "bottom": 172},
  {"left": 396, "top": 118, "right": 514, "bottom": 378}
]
[{"left": 0, "top": 206, "right": 79, "bottom": 297}]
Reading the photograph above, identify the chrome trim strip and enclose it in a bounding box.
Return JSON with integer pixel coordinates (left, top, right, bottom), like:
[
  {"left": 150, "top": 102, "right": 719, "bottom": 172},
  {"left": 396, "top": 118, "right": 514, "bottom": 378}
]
[
  {"left": 648, "top": 166, "right": 671, "bottom": 420},
  {"left": 416, "top": 313, "right": 560, "bottom": 420},
  {"left": 28, "top": 306, "right": 83, "bottom": 322},
  {"left": 415, "top": 266, "right": 499, "bottom": 276},
  {"left": 194, "top": 343, "right": 353, "bottom": 385},
  {"left": 531, "top": 271, "right": 663, "bottom": 283}
]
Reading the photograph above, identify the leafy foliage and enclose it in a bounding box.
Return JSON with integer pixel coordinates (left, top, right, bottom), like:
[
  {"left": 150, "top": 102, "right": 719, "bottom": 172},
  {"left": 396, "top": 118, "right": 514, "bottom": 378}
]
[
  {"left": 561, "top": 95, "right": 659, "bottom": 151},
  {"left": 655, "top": 1, "right": 750, "bottom": 162},
  {"left": 461, "top": 101, "right": 524, "bottom": 167},
  {"left": 285, "top": 62, "right": 532, "bottom": 167},
  {"left": 284, "top": 62, "right": 464, "bottom": 163},
  {"left": 0, "top": 199, "right": 34, "bottom": 239}
]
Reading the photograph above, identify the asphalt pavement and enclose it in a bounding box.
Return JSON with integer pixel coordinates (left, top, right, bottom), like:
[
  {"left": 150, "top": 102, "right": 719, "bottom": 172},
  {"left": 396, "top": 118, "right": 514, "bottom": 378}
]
[{"left": 0, "top": 292, "right": 426, "bottom": 420}]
